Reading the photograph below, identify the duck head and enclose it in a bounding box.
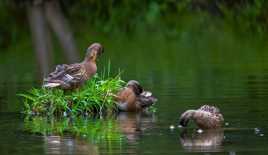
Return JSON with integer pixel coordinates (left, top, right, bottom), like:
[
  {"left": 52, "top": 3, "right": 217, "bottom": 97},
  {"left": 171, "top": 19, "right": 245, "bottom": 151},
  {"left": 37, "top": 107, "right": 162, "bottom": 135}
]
[
  {"left": 179, "top": 110, "right": 195, "bottom": 127},
  {"left": 127, "top": 80, "right": 143, "bottom": 96},
  {"left": 84, "top": 43, "right": 104, "bottom": 62}
]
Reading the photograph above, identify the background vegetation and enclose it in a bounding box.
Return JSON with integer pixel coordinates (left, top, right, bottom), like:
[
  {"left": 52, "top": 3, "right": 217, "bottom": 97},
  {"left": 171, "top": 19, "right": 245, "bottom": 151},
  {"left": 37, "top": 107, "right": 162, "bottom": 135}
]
[
  {"left": 1, "top": 0, "right": 268, "bottom": 112},
  {"left": 1, "top": 0, "right": 268, "bottom": 80}
]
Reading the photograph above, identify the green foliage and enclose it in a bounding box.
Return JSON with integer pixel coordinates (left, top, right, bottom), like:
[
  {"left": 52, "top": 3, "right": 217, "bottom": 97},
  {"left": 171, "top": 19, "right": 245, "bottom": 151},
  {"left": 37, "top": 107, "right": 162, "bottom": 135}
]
[
  {"left": 1, "top": 0, "right": 268, "bottom": 39},
  {"left": 18, "top": 72, "right": 125, "bottom": 117},
  {"left": 65, "top": 0, "right": 268, "bottom": 35}
]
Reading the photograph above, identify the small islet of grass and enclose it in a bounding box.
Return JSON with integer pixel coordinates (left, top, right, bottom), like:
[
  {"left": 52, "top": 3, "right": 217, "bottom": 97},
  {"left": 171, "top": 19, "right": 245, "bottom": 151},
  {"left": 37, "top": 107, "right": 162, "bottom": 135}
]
[{"left": 18, "top": 71, "right": 125, "bottom": 117}]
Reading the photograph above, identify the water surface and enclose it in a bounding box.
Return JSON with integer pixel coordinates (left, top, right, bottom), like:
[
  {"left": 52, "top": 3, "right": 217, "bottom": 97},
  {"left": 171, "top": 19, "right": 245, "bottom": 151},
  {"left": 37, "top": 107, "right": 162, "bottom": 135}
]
[{"left": 1, "top": 32, "right": 268, "bottom": 154}]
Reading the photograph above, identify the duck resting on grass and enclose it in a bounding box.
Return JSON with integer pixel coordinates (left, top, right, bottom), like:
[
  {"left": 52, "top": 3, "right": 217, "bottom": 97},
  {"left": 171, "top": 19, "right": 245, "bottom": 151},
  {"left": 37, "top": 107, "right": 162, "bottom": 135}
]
[
  {"left": 43, "top": 43, "right": 104, "bottom": 90},
  {"left": 179, "top": 105, "right": 224, "bottom": 129},
  {"left": 115, "top": 80, "right": 157, "bottom": 112}
]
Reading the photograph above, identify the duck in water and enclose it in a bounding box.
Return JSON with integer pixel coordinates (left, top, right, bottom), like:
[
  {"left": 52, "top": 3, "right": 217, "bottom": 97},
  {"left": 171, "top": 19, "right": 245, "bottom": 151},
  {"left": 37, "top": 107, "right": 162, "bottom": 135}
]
[
  {"left": 115, "top": 80, "right": 157, "bottom": 112},
  {"left": 43, "top": 43, "right": 104, "bottom": 90},
  {"left": 179, "top": 105, "right": 224, "bottom": 129}
]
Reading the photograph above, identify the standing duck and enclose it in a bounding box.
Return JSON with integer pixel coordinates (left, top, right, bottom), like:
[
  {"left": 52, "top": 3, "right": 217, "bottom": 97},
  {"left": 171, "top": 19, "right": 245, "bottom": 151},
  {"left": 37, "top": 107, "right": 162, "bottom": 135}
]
[
  {"left": 43, "top": 43, "right": 104, "bottom": 90},
  {"left": 115, "top": 80, "right": 157, "bottom": 112},
  {"left": 179, "top": 105, "right": 224, "bottom": 129}
]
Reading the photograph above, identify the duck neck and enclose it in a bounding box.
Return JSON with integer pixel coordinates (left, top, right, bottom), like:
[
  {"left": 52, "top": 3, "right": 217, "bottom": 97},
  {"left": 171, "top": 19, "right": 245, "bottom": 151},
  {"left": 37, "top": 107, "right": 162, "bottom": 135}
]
[
  {"left": 180, "top": 109, "right": 196, "bottom": 127},
  {"left": 84, "top": 56, "right": 96, "bottom": 63},
  {"left": 127, "top": 85, "right": 139, "bottom": 96},
  {"left": 82, "top": 58, "right": 97, "bottom": 77},
  {"left": 181, "top": 110, "right": 195, "bottom": 122},
  {"left": 184, "top": 110, "right": 196, "bottom": 119}
]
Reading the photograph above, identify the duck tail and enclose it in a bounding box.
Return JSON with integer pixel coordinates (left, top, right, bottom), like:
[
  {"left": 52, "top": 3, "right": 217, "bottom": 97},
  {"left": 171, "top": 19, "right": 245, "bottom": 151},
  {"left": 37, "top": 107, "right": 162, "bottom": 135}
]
[
  {"left": 137, "top": 91, "right": 157, "bottom": 108},
  {"left": 179, "top": 110, "right": 196, "bottom": 127},
  {"left": 42, "top": 82, "right": 61, "bottom": 88}
]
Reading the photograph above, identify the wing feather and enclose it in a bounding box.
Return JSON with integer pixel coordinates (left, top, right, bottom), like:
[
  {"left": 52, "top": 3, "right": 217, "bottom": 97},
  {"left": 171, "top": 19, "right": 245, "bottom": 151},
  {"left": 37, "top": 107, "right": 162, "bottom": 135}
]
[
  {"left": 43, "top": 63, "right": 85, "bottom": 89},
  {"left": 198, "top": 105, "right": 220, "bottom": 114}
]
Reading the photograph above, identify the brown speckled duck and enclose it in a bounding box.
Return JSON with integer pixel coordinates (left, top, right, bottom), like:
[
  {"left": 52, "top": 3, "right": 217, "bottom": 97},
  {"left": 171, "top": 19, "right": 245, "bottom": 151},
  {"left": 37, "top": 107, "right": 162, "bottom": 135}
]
[
  {"left": 115, "top": 80, "right": 157, "bottom": 112},
  {"left": 43, "top": 43, "right": 104, "bottom": 90},
  {"left": 179, "top": 105, "right": 224, "bottom": 129}
]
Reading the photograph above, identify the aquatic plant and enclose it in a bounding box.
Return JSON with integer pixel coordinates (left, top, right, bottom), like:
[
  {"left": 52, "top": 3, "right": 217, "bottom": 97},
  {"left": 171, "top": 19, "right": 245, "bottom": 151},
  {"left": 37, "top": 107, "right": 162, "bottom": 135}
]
[{"left": 19, "top": 69, "right": 125, "bottom": 117}]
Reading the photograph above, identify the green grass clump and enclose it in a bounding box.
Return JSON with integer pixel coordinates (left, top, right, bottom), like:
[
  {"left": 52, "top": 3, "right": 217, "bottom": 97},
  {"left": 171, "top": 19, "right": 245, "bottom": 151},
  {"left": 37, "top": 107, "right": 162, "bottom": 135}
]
[{"left": 19, "top": 73, "right": 125, "bottom": 117}]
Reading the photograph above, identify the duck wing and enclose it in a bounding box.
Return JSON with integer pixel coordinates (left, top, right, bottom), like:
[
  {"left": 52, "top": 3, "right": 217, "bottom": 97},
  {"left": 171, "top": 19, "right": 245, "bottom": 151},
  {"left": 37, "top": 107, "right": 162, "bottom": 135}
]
[
  {"left": 198, "top": 105, "right": 220, "bottom": 114},
  {"left": 194, "top": 105, "right": 224, "bottom": 129},
  {"left": 43, "top": 63, "right": 85, "bottom": 89}
]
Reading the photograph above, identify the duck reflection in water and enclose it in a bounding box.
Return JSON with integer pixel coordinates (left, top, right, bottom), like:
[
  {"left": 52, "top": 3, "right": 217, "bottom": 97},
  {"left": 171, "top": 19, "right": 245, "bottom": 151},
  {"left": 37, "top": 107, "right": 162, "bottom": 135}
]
[
  {"left": 179, "top": 129, "right": 224, "bottom": 152},
  {"left": 117, "top": 112, "right": 156, "bottom": 143},
  {"left": 44, "top": 135, "right": 99, "bottom": 155}
]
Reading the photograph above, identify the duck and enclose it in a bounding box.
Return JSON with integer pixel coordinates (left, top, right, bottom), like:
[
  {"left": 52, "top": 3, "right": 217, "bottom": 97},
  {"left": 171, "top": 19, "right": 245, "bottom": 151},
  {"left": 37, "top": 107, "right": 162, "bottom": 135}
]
[
  {"left": 43, "top": 43, "right": 104, "bottom": 90},
  {"left": 179, "top": 105, "right": 224, "bottom": 129},
  {"left": 115, "top": 80, "right": 157, "bottom": 112}
]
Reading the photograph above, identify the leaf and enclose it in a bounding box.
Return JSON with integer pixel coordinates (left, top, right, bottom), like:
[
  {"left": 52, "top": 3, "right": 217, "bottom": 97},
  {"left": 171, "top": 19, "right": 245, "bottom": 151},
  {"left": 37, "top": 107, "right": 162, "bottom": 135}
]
[{"left": 17, "top": 93, "right": 35, "bottom": 101}]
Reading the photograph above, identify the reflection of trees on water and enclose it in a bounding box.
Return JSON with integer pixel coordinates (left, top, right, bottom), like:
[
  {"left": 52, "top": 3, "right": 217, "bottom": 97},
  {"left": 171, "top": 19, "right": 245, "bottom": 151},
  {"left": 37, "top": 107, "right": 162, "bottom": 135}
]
[
  {"left": 179, "top": 129, "right": 224, "bottom": 152},
  {"left": 44, "top": 135, "right": 99, "bottom": 155},
  {"left": 117, "top": 112, "right": 156, "bottom": 144}
]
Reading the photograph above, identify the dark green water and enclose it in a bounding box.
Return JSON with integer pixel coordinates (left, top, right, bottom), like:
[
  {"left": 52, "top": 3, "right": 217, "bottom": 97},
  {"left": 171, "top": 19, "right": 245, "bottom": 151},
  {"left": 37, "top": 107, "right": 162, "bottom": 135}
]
[{"left": 1, "top": 31, "right": 268, "bottom": 154}]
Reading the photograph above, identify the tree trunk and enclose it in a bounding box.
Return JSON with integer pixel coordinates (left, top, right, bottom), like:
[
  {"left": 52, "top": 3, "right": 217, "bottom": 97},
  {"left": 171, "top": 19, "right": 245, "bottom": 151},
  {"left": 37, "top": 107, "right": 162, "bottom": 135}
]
[
  {"left": 44, "top": 0, "right": 79, "bottom": 63},
  {"left": 27, "top": 1, "right": 52, "bottom": 79}
]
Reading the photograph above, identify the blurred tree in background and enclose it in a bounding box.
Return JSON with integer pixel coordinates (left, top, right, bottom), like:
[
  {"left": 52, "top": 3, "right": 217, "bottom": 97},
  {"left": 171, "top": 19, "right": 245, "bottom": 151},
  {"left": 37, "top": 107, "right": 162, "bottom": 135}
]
[
  {"left": 1, "top": 0, "right": 268, "bottom": 39},
  {"left": 26, "top": 0, "right": 79, "bottom": 77},
  {"left": 2, "top": 0, "right": 79, "bottom": 77},
  {"left": 0, "top": 0, "right": 268, "bottom": 79}
]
